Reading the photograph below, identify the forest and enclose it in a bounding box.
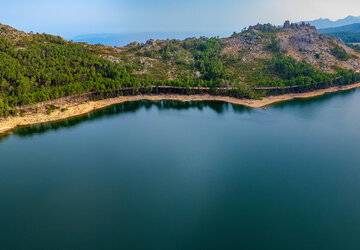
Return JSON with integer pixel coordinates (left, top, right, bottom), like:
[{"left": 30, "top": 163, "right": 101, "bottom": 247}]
[
  {"left": 261, "top": 55, "right": 360, "bottom": 87},
  {"left": 326, "top": 32, "right": 360, "bottom": 43}
]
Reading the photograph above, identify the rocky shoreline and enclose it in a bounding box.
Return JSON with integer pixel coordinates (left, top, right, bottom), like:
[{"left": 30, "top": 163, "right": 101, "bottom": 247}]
[{"left": 1, "top": 82, "right": 360, "bottom": 135}]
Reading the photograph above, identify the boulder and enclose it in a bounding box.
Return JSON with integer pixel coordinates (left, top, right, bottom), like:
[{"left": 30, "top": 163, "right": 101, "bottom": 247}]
[{"left": 283, "top": 20, "right": 291, "bottom": 28}]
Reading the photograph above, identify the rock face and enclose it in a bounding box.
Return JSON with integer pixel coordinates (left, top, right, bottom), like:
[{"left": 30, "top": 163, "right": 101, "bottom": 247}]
[
  {"left": 278, "top": 21, "right": 322, "bottom": 52},
  {"left": 277, "top": 21, "right": 360, "bottom": 72}
]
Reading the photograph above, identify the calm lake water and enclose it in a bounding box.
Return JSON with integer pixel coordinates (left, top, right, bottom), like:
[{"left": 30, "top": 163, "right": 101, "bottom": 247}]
[{"left": 1, "top": 90, "right": 360, "bottom": 249}]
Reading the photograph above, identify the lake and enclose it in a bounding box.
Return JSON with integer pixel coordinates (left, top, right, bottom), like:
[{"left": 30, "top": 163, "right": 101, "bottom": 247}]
[{"left": 1, "top": 89, "right": 360, "bottom": 249}]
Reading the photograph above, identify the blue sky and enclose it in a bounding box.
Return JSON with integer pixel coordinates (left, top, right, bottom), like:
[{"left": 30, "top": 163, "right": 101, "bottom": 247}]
[{"left": 1, "top": 0, "right": 360, "bottom": 37}]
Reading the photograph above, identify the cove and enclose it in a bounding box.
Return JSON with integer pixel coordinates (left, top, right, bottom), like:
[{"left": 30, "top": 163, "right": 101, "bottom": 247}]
[{"left": 1, "top": 89, "right": 360, "bottom": 249}]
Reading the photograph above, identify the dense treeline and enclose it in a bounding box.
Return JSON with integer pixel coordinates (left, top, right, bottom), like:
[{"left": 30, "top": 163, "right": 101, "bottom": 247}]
[
  {"left": 189, "top": 38, "right": 226, "bottom": 81},
  {"left": 327, "top": 32, "right": 360, "bottom": 43},
  {"left": 260, "top": 55, "right": 360, "bottom": 87},
  {"left": 0, "top": 35, "right": 136, "bottom": 116}
]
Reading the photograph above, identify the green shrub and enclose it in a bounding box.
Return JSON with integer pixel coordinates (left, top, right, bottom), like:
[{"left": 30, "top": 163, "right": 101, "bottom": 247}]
[
  {"left": 267, "top": 37, "right": 280, "bottom": 53},
  {"left": 331, "top": 44, "right": 349, "bottom": 61}
]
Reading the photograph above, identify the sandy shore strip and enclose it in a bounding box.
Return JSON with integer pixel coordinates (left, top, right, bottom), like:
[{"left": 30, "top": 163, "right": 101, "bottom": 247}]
[{"left": 1, "top": 82, "right": 360, "bottom": 134}]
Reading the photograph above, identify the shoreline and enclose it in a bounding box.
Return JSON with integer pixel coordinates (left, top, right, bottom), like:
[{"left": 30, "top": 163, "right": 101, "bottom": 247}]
[{"left": 1, "top": 82, "right": 360, "bottom": 134}]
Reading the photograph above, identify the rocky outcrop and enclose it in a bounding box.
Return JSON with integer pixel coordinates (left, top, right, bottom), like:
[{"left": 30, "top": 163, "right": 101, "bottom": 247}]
[
  {"left": 194, "top": 71, "right": 201, "bottom": 78},
  {"left": 100, "top": 55, "right": 121, "bottom": 63},
  {"left": 0, "top": 22, "right": 30, "bottom": 41},
  {"left": 277, "top": 21, "right": 360, "bottom": 72},
  {"left": 282, "top": 21, "right": 317, "bottom": 31},
  {"left": 184, "top": 37, "right": 197, "bottom": 42},
  {"left": 145, "top": 39, "right": 155, "bottom": 47},
  {"left": 127, "top": 41, "right": 140, "bottom": 47},
  {"left": 222, "top": 20, "right": 360, "bottom": 73},
  {"left": 280, "top": 21, "right": 320, "bottom": 49}
]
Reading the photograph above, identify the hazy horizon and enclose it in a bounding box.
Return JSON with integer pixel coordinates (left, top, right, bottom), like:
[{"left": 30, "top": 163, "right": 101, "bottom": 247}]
[
  {"left": 1, "top": 0, "right": 360, "bottom": 38},
  {"left": 70, "top": 31, "right": 233, "bottom": 46}
]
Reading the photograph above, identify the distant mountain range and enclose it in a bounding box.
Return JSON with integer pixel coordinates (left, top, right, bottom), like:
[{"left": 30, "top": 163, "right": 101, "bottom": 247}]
[
  {"left": 73, "top": 16, "right": 360, "bottom": 47},
  {"left": 70, "top": 31, "right": 230, "bottom": 47},
  {"left": 300, "top": 15, "right": 360, "bottom": 29}
]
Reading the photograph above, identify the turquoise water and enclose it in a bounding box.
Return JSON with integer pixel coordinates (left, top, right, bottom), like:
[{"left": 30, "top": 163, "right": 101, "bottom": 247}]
[{"left": 1, "top": 90, "right": 360, "bottom": 249}]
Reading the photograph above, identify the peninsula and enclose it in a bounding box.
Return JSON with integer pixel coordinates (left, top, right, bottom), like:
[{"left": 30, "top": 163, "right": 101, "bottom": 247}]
[{"left": 1, "top": 20, "right": 360, "bottom": 133}]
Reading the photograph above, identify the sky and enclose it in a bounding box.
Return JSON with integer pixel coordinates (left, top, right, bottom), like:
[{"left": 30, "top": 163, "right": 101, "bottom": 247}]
[{"left": 1, "top": 0, "right": 360, "bottom": 38}]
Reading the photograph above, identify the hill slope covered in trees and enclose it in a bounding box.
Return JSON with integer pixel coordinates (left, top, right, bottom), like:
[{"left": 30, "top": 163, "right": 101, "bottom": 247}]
[
  {"left": 318, "top": 23, "right": 360, "bottom": 43},
  {"left": 0, "top": 21, "right": 360, "bottom": 117}
]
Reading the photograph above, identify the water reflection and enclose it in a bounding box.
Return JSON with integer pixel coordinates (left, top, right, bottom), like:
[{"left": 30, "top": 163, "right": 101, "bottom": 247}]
[
  {"left": 148, "top": 100, "right": 250, "bottom": 114},
  {"left": 7, "top": 100, "right": 251, "bottom": 139},
  {"left": 271, "top": 88, "right": 358, "bottom": 110},
  {"left": 0, "top": 133, "right": 10, "bottom": 143},
  {"left": 1, "top": 90, "right": 360, "bottom": 250},
  {"left": 2, "top": 88, "right": 357, "bottom": 141}
]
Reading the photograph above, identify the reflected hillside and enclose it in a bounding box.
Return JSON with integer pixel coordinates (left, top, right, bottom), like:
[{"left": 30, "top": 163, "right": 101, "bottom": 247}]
[
  {"left": 2, "top": 87, "right": 359, "bottom": 141},
  {"left": 10, "top": 100, "right": 251, "bottom": 138},
  {"left": 149, "top": 100, "right": 250, "bottom": 114}
]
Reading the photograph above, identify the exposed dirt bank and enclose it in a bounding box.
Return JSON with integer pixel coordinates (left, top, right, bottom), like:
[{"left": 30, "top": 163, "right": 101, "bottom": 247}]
[{"left": 1, "top": 82, "right": 360, "bottom": 134}]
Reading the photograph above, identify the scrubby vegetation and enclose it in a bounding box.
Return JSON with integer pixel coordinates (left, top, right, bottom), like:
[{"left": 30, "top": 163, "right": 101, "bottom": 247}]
[
  {"left": 266, "top": 37, "right": 281, "bottom": 53},
  {"left": 331, "top": 44, "right": 349, "bottom": 61}
]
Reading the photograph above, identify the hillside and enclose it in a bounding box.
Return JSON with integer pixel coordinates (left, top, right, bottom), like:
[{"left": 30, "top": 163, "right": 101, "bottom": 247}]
[
  {"left": 318, "top": 23, "right": 360, "bottom": 43},
  {"left": 0, "top": 21, "right": 360, "bottom": 117},
  {"left": 106, "top": 21, "right": 360, "bottom": 82}
]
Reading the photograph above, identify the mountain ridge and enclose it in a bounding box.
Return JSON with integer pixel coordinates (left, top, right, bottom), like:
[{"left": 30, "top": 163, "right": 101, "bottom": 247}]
[
  {"left": 318, "top": 23, "right": 360, "bottom": 34},
  {"left": 300, "top": 15, "right": 360, "bottom": 29}
]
